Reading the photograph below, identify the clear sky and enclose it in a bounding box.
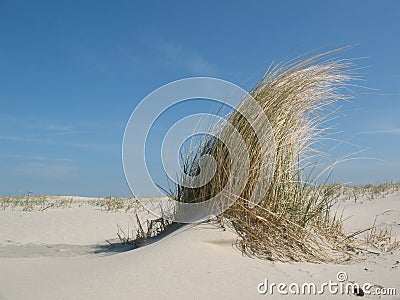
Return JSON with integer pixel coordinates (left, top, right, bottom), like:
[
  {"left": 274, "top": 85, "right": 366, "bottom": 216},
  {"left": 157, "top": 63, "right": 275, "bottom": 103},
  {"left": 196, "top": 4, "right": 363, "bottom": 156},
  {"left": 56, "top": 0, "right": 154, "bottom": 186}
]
[{"left": 1, "top": 1, "right": 399, "bottom": 196}]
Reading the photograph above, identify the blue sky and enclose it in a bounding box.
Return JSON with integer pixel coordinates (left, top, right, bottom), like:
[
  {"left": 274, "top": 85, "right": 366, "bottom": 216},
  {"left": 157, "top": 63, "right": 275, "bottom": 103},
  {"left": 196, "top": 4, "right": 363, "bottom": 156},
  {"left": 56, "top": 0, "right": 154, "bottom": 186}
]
[{"left": 1, "top": 1, "right": 399, "bottom": 196}]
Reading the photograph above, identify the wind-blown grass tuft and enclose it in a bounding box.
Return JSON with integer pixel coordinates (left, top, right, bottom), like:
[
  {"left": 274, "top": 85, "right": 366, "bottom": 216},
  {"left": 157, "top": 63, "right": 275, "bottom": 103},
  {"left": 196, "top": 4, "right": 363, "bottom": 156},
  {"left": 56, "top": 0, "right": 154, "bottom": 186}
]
[{"left": 175, "top": 48, "right": 361, "bottom": 263}]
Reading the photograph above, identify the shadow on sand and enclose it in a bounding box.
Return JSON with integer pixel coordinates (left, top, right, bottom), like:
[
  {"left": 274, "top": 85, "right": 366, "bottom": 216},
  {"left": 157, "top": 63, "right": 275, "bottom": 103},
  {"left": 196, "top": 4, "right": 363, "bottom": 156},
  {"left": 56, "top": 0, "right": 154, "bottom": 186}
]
[{"left": 0, "top": 223, "right": 187, "bottom": 258}]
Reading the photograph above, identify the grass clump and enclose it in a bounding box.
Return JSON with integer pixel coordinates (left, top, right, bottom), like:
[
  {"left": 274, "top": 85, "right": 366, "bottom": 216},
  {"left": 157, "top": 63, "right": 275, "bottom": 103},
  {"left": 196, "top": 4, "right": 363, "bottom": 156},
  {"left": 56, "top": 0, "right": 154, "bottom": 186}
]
[
  {"left": 366, "top": 225, "right": 400, "bottom": 253},
  {"left": 175, "top": 48, "right": 360, "bottom": 263},
  {"left": 0, "top": 195, "right": 140, "bottom": 212},
  {"left": 321, "top": 182, "right": 400, "bottom": 202}
]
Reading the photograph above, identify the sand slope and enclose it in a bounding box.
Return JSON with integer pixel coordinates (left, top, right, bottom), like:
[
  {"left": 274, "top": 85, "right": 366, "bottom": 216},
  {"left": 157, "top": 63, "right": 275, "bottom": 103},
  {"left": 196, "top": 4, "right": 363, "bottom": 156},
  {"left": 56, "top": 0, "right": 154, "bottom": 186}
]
[{"left": 0, "top": 193, "right": 399, "bottom": 299}]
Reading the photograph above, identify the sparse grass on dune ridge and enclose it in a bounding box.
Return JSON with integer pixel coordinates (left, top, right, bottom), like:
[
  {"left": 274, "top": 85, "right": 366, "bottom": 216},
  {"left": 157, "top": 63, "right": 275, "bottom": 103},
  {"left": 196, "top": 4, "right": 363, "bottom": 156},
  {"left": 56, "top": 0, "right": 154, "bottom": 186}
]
[
  {"left": 175, "top": 48, "right": 363, "bottom": 263},
  {"left": 322, "top": 182, "right": 400, "bottom": 202},
  {"left": 0, "top": 195, "right": 140, "bottom": 212}
]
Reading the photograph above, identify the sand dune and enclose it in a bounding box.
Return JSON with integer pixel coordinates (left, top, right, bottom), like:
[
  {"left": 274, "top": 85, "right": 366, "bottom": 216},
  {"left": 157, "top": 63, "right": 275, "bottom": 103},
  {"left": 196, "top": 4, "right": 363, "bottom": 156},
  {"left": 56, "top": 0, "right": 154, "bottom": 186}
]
[{"left": 0, "top": 193, "right": 399, "bottom": 299}]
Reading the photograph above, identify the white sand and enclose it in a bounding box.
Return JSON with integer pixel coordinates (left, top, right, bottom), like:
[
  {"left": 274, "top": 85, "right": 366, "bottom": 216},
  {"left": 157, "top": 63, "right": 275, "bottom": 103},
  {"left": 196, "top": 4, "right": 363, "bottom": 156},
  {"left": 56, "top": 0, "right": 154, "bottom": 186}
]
[{"left": 0, "top": 193, "right": 399, "bottom": 299}]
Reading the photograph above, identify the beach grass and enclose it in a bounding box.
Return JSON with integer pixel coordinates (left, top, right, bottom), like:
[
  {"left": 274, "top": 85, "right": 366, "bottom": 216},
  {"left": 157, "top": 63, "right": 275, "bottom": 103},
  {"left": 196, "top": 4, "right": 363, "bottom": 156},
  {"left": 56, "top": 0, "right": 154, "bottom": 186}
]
[
  {"left": 174, "top": 48, "right": 365, "bottom": 263},
  {"left": 0, "top": 194, "right": 140, "bottom": 212}
]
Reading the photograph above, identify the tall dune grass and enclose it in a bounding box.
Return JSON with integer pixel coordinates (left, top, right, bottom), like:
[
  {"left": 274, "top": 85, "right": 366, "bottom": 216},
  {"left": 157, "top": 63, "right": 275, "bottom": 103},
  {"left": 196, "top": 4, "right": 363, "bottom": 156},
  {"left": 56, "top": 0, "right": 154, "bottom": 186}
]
[{"left": 175, "top": 48, "right": 360, "bottom": 263}]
